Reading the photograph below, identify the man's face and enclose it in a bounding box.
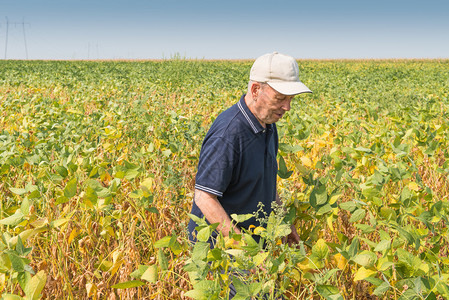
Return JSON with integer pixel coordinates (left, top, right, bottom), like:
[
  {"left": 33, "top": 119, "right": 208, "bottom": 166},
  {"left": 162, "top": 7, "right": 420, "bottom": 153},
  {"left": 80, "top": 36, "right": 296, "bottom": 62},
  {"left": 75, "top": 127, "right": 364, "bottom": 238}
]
[{"left": 253, "top": 83, "right": 295, "bottom": 126}]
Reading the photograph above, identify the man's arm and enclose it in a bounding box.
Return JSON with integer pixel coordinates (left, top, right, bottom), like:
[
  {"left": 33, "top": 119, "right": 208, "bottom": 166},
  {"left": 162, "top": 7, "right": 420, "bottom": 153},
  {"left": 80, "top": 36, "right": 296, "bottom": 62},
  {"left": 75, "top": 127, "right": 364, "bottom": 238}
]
[
  {"left": 276, "top": 193, "right": 300, "bottom": 246},
  {"left": 194, "top": 188, "right": 241, "bottom": 236}
]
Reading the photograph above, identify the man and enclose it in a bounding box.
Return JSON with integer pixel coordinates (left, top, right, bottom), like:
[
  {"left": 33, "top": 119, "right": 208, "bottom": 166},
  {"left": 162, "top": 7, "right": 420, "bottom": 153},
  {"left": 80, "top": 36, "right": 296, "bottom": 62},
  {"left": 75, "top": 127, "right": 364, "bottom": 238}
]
[{"left": 188, "top": 52, "right": 312, "bottom": 246}]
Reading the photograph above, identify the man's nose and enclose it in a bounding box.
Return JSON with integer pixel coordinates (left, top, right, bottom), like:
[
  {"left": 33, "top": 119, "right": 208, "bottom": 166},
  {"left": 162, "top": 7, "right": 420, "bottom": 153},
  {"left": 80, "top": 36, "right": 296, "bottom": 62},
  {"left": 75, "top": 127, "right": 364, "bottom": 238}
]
[{"left": 282, "top": 99, "right": 291, "bottom": 111}]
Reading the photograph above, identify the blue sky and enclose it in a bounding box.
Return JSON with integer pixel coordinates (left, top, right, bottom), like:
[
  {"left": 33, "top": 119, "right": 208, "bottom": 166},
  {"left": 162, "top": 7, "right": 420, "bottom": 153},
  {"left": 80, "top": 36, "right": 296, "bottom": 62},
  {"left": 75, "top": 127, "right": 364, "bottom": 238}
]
[{"left": 1, "top": 0, "right": 448, "bottom": 60}]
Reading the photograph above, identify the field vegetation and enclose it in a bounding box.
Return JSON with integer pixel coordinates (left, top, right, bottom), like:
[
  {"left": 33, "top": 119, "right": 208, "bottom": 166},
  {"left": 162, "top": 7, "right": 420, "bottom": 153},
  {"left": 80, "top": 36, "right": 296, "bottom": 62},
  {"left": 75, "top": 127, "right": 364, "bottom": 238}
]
[{"left": 0, "top": 59, "right": 449, "bottom": 299}]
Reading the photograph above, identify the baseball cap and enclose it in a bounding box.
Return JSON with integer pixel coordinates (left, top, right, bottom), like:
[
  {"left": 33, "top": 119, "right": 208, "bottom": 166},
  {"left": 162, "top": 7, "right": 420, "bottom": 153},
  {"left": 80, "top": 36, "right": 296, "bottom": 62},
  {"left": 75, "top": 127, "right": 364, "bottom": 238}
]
[{"left": 250, "top": 52, "right": 312, "bottom": 95}]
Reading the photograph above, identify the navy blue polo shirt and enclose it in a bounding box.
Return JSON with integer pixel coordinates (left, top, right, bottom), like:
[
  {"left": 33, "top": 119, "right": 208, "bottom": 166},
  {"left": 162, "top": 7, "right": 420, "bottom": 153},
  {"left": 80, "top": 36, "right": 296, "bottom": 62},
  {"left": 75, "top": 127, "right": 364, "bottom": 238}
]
[{"left": 188, "top": 94, "right": 278, "bottom": 242}]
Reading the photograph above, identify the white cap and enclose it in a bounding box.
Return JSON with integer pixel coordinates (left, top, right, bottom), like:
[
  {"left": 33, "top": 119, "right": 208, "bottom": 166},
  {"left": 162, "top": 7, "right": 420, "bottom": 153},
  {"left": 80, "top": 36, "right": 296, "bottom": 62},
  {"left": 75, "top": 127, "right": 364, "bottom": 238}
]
[{"left": 250, "top": 52, "right": 312, "bottom": 95}]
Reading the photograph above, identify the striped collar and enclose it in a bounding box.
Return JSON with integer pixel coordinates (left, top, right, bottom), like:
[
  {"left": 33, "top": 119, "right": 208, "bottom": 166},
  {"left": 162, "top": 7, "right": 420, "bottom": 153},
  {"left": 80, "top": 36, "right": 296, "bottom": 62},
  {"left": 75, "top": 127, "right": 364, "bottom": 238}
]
[{"left": 237, "top": 94, "right": 266, "bottom": 134}]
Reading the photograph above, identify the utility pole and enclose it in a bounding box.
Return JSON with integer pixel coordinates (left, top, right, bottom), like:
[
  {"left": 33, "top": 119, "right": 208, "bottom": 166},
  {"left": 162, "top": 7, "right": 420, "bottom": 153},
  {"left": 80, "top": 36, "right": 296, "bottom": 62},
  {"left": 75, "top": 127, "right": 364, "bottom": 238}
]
[
  {"left": 22, "top": 18, "right": 28, "bottom": 59},
  {"left": 3, "top": 17, "right": 30, "bottom": 59},
  {"left": 4, "top": 17, "right": 9, "bottom": 59}
]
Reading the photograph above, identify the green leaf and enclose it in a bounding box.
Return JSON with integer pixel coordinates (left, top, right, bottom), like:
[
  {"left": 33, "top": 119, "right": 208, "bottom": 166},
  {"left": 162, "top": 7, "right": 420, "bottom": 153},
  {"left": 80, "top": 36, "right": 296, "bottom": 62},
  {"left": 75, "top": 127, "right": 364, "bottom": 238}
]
[
  {"left": 0, "top": 211, "right": 24, "bottom": 226},
  {"left": 157, "top": 249, "right": 168, "bottom": 271},
  {"left": 20, "top": 197, "right": 30, "bottom": 216},
  {"left": 396, "top": 248, "right": 421, "bottom": 270},
  {"left": 9, "top": 187, "right": 27, "bottom": 195},
  {"left": 192, "top": 242, "right": 210, "bottom": 261},
  {"left": 242, "top": 234, "right": 260, "bottom": 256},
  {"left": 316, "top": 285, "right": 342, "bottom": 300},
  {"left": 63, "top": 177, "right": 78, "bottom": 198},
  {"left": 310, "top": 184, "right": 328, "bottom": 208},
  {"left": 373, "top": 282, "right": 390, "bottom": 296},
  {"left": 354, "top": 147, "right": 372, "bottom": 153},
  {"left": 312, "top": 239, "right": 329, "bottom": 261},
  {"left": 125, "top": 168, "right": 140, "bottom": 180},
  {"left": 55, "top": 166, "right": 68, "bottom": 178},
  {"left": 154, "top": 236, "right": 172, "bottom": 248},
  {"left": 130, "top": 265, "right": 149, "bottom": 279},
  {"left": 83, "top": 186, "right": 98, "bottom": 207},
  {"left": 16, "top": 236, "right": 33, "bottom": 256},
  {"left": 1, "top": 294, "right": 24, "bottom": 300},
  {"left": 316, "top": 204, "right": 333, "bottom": 215},
  {"left": 7, "top": 251, "right": 25, "bottom": 273},
  {"left": 183, "top": 289, "right": 205, "bottom": 300},
  {"left": 230, "top": 213, "right": 254, "bottom": 223},
  {"left": 352, "top": 251, "right": 377, "bottom": 268},
  {"left": 111, "top": 280, "right": 145, "bottom": 289},
  {"left": 349, "top": 208, "right": 366, "bottom": 222},
  {"left": 380, "top": 207, "right": 397, "bottom": 221},
  {"left": 129, "top": 189, "right": 143, "bottom": 199},
  {"left": 355, "top": 224, "right": 375, "bottom": 234},
  {"left": 249, "top": 281, "right": 262, "bottom": 296},
  {"left": 196, "top": 226, "right": 212, "bottom": 242},
  {"left": 55, "top": 196, "right": 69, "bottom": 205},
  {"left": 145, "top": 207, "right": 159, "bottom": 214},
  {"left": 394, "top": 226, "right": 414, "bottom": 245},
  {"left": 279, "top": 143, "right": 304, "bottom": 153},
  {"left": 347, "top": 237, "right": 360, "bottom": 258},
  {"left": 339, "top": 201, "right": 357, "bottom": 212},
  {"left": 18, "top": 271, "right": 31, "bottom": 293},
  {"left": 374, "top": 239, "right": 391, "bottom": 252},
  {"left": 278, "top": 155, "right": 293, "bottom": 179},
  {"left": 233, "top": 276, "right": 250, "bottom": 297}
]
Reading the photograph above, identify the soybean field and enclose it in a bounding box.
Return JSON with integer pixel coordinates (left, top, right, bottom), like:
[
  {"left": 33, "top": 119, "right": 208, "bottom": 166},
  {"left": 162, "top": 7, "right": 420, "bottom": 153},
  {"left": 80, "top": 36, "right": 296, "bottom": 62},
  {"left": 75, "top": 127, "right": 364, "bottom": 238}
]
[{"left": 1, "top": 59, "right": 449, "bottom": 299}]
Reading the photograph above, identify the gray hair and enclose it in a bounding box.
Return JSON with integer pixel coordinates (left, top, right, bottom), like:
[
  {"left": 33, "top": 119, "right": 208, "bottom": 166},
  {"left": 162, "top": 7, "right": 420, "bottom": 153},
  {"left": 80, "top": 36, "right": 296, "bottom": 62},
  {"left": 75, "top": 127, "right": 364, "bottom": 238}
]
[{"left": 247, "top": 80, "right": 267, "bottom": 94}]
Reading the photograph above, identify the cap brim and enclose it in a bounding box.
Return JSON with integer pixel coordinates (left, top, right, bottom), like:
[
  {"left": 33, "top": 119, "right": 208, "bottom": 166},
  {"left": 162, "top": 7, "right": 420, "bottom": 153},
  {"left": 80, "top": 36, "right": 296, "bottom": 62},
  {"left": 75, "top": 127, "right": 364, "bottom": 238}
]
[{"left": 268, "top": 81, "right": 312, "bottom": 96}]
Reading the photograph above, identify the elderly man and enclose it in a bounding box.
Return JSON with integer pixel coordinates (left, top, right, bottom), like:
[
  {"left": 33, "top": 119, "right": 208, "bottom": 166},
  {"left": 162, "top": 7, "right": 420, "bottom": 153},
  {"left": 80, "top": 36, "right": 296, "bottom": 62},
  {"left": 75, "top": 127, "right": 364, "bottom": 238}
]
[{"left": 188, "top": 52, "right": 311, "bottom": 246}]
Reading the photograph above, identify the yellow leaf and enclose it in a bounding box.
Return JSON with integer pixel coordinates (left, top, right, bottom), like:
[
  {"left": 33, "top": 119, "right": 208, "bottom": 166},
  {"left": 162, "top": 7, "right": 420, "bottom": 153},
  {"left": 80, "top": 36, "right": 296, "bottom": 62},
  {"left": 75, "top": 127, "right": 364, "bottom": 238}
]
[
  {"left": 220, "top": 272, "right": 229, "bottom": 282},
  {"left": 140, "top": 178, "right": 154, "bottom": 197},
  {"left": 300, "top": 156, "right": 313, "bottom": 168},
  {"left": 52, "top": 218, "right": 70, "bottom": 228},
  {"left": 419, "top": 262, "right": 430, "bottom": 274},
  {"left": 141, "top": 264, "right": 158, "bottom": 283},
  {"left": 316, "top": 139, "right": 326, "bottom": 147},
  {"left": 224, "top": 237, "right": 240, "bottom": 249},
  {"left": 431, "top": 216, "right": 441, "bottom": 223},
  {"left": 333, "top": 253, "right": 347, "bottom": 270},
  {"left": 354, "top": 267, "right": 377, "bottom": 281},
  {"left": 253, "top": 252, "right": 269, "bottom": 266},
  {"left": 30, "top": 218, "right": 49, "bottom": 228},
  {"left": 253, "top": 226, "right": 266, "bottom": 235},
  {"left": 86, "top": 283, "right": 97, "bottom": 297},
  {"left": 8, "top": 229, "right": 34, "bottom": 247},
  {"left": 408, "top": 182, "right": 420, "bottom": 191},
  {"left": 329, "top": 193, "right": 341, "bottom": 205},
  {"left": 297, "top": 259, "right": 313, "bottom": 272},
  {"left": 0, "top": 273, "right": 6, "bottom": 292},
  {"left": 326, "top": 214, "right": 334, "bottom": 232},
  {"left": 68, "top": 228, "right": 80, "bottom": 244},
  {"left": 24, "top": 270, "right": 47, "bottom": 300}
]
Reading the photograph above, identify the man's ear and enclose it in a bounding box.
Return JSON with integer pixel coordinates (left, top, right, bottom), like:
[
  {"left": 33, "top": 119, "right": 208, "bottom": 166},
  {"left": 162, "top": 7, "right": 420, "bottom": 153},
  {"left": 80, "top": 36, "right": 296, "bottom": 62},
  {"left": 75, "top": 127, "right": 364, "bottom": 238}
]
[{"left": 251, "top": 82, "right": 261, "bottom": 99}]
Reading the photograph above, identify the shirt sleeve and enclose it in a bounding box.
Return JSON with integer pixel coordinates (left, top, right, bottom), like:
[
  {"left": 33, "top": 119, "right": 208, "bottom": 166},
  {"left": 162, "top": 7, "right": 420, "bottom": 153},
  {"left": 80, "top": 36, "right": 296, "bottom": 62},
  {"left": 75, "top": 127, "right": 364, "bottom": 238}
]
[{"left": 195, "top": 136, "right": 237, "bottom": 197}]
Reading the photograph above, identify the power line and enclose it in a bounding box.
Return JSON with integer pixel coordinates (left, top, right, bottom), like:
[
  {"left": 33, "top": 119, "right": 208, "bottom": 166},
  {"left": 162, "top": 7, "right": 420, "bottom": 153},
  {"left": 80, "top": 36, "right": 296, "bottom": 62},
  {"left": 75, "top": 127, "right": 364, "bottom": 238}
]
[
  {"left": 22, "top": 18, "right": 28, "bottom": 59},
  {"left": 2, "top": 17, "right": 30, "bottom": 59},
  {"left": 4, "top": 17, "right": 9, "bottom": 59}
]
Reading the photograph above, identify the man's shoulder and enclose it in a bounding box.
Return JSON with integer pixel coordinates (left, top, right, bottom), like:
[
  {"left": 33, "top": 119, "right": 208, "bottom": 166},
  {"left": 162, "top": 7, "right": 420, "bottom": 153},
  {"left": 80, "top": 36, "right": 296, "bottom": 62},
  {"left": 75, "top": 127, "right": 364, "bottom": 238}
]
[{"left": 208, "top": 103, "right": 250, "bottom": 139}]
